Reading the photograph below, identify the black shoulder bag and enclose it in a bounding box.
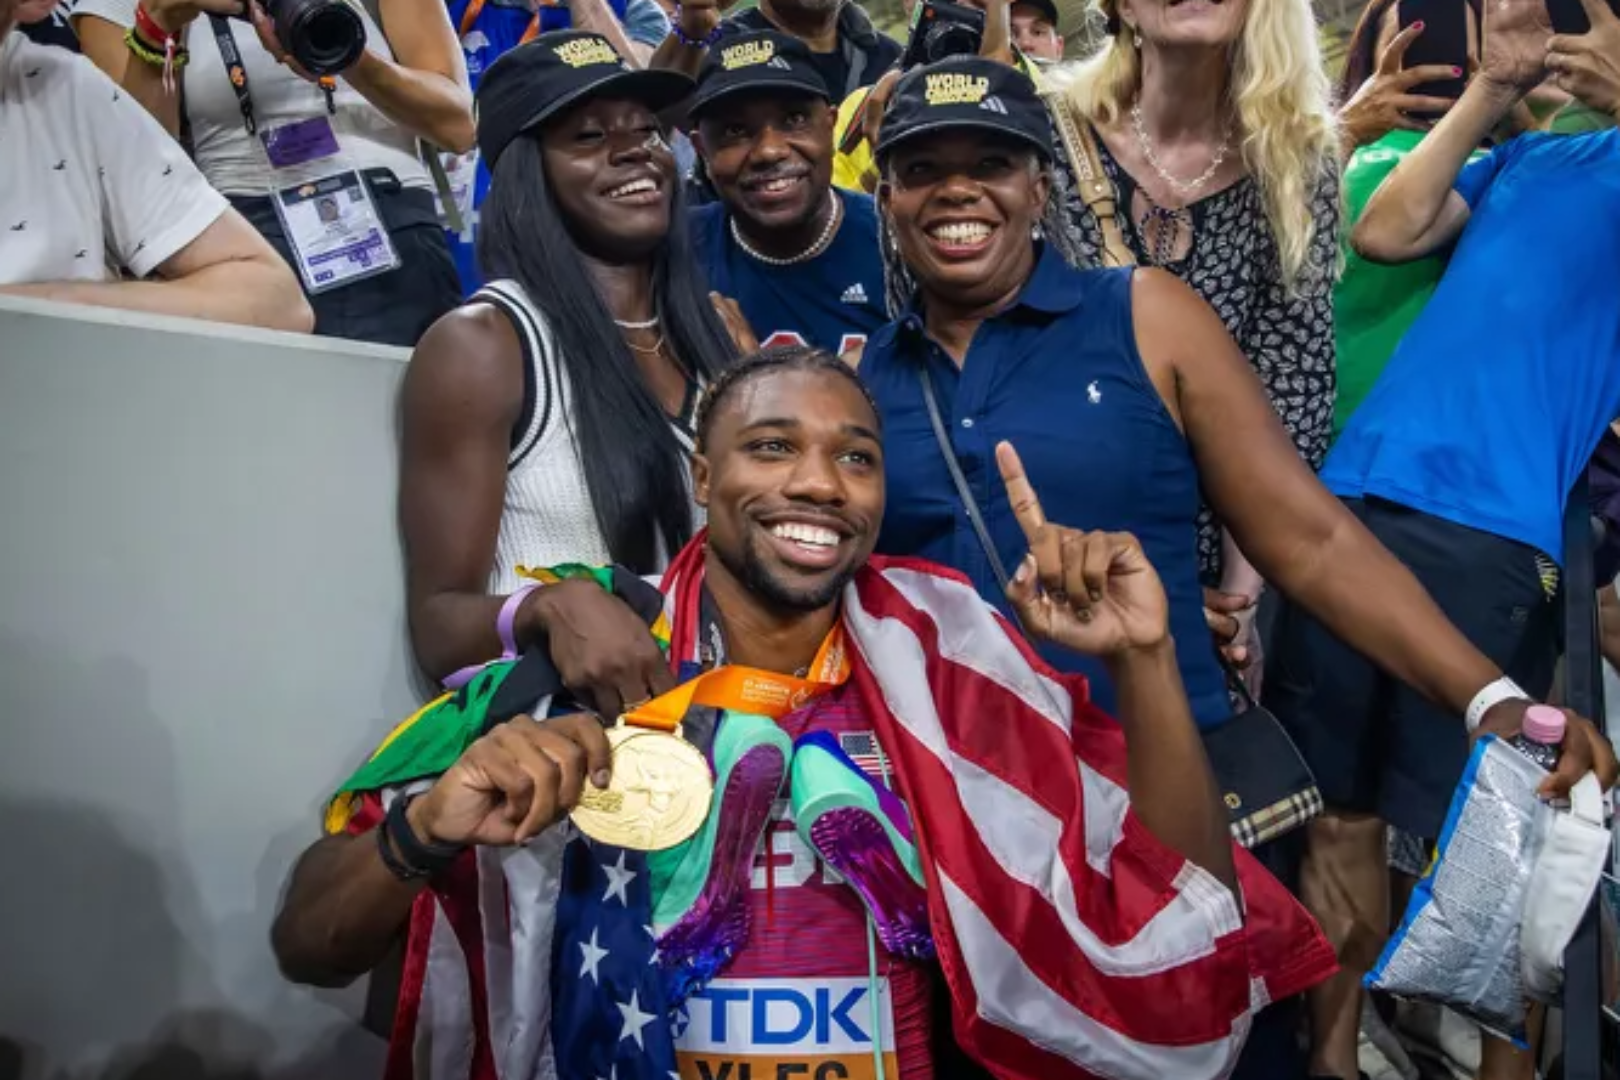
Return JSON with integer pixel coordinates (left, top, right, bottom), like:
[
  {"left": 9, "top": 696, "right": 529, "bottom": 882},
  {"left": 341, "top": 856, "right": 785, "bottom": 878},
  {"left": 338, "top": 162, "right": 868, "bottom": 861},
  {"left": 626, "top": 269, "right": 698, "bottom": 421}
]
[{"left": 917, "top": 363, "right": 1321, "bottom": 849}]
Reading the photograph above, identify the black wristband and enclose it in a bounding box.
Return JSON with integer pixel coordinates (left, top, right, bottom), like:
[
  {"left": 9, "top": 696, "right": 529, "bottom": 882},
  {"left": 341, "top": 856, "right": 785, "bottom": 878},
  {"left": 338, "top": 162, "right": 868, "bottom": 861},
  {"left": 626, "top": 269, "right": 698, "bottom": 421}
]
[{"left": 380, "top": 794, "right": 465, "bottom": 881}]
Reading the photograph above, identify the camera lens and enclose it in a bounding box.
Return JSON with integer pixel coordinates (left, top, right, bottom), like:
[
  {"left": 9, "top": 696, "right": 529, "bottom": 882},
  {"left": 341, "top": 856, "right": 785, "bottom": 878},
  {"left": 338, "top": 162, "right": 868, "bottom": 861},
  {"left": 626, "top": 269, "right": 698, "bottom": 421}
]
[
  {"left": 921, "top": 21, "right": 982, "bottom": 64},
  {"left": 265, "top": 0, "right": 367, "bottom": 76}
]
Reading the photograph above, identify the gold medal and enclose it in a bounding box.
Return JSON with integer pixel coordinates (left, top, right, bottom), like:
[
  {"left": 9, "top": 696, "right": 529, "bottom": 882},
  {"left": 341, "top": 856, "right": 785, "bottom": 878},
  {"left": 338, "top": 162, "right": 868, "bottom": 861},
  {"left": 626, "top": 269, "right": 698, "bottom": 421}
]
[{"left": 570, "top": 721, "right": 714, "bottom": 851}]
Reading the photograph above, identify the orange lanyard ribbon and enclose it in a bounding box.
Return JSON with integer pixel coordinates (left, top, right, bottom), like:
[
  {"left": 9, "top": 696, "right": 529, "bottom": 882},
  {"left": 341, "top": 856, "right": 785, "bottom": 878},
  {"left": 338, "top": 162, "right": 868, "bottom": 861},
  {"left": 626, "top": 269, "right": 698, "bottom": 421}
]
[{"left": 625, "top": 627, "right": 850, "bottom": 732}]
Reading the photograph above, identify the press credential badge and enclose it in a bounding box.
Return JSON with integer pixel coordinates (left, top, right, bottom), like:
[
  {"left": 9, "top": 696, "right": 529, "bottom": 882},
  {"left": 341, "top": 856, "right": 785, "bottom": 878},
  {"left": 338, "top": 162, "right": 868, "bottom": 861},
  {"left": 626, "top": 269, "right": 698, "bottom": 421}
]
[{"left": 273, "top": 170, "right": 400, "bottom": 294}]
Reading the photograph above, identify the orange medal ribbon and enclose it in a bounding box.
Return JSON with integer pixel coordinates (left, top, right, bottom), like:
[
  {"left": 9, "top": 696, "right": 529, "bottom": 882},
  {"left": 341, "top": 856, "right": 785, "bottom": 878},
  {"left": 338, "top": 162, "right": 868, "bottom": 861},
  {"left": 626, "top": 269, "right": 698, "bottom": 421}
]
[{"left": 621, "top": 625, "right": 851, "bottom": 733}]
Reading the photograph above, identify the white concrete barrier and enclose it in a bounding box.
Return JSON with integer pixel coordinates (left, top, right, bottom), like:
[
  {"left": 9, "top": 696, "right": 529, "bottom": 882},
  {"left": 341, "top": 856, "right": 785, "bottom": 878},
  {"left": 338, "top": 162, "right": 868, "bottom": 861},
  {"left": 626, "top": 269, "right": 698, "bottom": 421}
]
[{"left": 0, "top": 297, "right": 429, "bottom": 1078}]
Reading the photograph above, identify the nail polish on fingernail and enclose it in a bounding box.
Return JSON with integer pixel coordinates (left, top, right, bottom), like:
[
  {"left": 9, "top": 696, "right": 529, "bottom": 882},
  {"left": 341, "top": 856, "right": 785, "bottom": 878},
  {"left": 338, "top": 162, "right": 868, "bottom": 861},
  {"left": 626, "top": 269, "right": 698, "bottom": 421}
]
[
  {"left": 1453, "top": 66, "right": 1464, "bottom": 75},
  {"left": 1414, "top": 19, "right": 1425, "bottom": 28}
]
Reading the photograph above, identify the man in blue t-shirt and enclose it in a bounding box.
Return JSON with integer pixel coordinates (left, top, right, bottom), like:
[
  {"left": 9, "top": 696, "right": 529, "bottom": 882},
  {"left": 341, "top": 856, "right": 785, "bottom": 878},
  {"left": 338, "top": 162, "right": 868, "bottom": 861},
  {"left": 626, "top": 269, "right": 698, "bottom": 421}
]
[
  {"left": 1264, "top": 1, "right": 1620, "bottom": 1076},
  {"left": 443, "top": 0, "right": 672, "bottom": 295},
  {"left": 685, "top": 30, "right": 887, "bottom": 358}
]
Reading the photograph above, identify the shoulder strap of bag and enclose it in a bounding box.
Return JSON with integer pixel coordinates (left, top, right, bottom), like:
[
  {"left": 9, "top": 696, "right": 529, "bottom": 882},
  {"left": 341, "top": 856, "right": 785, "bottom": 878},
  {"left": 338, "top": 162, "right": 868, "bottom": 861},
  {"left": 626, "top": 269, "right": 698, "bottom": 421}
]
[
  {"left": 1042, "top": 89, "right": 1135, "bottom": 270},
  {"left": 355, "top": 0, "right": 466, "bottom": 233},
  {"left": 918, "top": 363, "right": 1015, "bottom": 595}
]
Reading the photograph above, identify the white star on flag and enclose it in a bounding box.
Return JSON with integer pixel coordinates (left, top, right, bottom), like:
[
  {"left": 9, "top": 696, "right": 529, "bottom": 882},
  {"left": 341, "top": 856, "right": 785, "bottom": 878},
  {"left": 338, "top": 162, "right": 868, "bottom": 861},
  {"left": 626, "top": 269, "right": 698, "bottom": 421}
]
[
  {"left": 578, "top": 927, "right": 609, "bottom": 985},
  {"left": 603, "top": 850, "right": 636, "bottom": 906},
  {"left": 617, "top": 989, "right": 655, "bottom": 1050}
]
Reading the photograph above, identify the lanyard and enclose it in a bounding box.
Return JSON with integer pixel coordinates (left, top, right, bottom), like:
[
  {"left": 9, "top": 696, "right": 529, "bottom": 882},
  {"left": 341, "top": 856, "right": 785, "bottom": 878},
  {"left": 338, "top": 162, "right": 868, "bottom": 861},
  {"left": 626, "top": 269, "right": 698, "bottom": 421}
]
[
  {"left": 458, "top": 0, "right": 545, "bottom": 45},
  {"left": 208, "top": 13, "right": 335, "bottom": 138},
  {"left": 627, "top": 590, "right": 850, "bottom": 732}
]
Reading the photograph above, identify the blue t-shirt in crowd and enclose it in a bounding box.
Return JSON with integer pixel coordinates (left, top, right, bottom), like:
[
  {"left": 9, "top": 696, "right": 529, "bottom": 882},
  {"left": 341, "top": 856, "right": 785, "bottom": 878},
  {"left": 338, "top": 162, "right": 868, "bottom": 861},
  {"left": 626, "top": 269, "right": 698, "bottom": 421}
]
[
  {"left": 859, "top": 245, "right": 1230, "bottom": 726},
  {"left": 689, "top": 191, "right": 888, "bottom": 356},
  {"left": 1324, "top": 129, "right": 1620, "bottom": 564},
  {"left": 446, "top": 0, "right": 671, "bottom": 295}
]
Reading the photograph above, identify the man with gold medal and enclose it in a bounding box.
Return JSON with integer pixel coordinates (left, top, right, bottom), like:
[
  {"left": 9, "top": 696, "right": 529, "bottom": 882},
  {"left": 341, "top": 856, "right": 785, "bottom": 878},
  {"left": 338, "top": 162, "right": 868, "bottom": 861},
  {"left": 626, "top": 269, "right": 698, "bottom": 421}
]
[{"left": 272, "top": 345, "right": 1334, "bottom": 1079}]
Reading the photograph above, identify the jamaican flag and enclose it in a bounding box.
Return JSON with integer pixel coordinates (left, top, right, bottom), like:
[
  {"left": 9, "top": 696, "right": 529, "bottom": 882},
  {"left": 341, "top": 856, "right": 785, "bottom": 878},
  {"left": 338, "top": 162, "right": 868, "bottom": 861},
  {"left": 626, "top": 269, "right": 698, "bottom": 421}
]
[{"left": 324, "top": 564, "right": 669, "bottom": 834}]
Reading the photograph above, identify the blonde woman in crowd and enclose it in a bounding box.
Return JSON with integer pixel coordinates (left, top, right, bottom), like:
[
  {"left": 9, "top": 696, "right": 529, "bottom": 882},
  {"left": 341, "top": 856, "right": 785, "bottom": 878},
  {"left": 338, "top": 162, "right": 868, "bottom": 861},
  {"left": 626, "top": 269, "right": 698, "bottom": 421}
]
[{"left": 1046, "top": 0, "right": 1340, "bottom": 664}]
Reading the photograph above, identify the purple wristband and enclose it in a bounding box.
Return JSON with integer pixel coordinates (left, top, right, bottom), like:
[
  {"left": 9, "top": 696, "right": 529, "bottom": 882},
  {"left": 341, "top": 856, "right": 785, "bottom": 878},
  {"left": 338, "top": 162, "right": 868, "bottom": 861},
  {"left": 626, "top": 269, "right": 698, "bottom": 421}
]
[
  {"left": 671, "top": 3, "right": 723, "bottom": 47},
  {"left": 442, "top": 584, "right": 541, "bottom": 690}
]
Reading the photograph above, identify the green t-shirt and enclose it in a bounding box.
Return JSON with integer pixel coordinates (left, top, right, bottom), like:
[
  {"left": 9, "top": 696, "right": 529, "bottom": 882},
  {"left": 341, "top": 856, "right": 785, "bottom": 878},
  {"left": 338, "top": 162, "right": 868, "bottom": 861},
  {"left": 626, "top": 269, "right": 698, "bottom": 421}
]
[
  {"left": 1549, "top": 102, "right": 1618, "bottom": 134},
  {"left": 1332, "top": 130, "right": 1486, "bottom": 441}
]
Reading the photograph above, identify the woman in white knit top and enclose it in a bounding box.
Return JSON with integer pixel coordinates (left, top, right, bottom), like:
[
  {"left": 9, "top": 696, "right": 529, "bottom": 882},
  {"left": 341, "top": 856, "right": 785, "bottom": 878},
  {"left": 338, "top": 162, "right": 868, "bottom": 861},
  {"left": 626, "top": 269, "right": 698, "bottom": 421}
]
[{"left": 398, "top": 33, "right": 737, "bottom": 715}]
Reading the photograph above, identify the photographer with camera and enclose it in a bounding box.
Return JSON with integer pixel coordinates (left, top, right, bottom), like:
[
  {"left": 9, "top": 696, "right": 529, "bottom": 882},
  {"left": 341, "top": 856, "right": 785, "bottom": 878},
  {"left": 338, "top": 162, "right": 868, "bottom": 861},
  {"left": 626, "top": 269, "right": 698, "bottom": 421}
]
[{"left": 73, "top": 0, "right": 474, "bottom": 347}]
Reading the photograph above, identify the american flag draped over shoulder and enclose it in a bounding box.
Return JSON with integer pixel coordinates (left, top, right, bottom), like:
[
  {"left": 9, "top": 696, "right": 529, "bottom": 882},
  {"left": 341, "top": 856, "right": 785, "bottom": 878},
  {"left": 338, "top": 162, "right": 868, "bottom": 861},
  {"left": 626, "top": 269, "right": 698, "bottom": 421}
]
[{"left": 363, "top": 533, "right": 1333, "bottom": 1079}]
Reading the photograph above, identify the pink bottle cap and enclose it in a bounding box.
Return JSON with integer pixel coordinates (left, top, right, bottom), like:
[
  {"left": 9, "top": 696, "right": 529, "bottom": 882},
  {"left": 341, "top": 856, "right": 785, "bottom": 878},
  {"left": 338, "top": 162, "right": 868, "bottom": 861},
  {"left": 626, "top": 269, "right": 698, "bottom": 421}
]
[{"left": 1521, "top": 704, "right": 1566, "bottom": 745}]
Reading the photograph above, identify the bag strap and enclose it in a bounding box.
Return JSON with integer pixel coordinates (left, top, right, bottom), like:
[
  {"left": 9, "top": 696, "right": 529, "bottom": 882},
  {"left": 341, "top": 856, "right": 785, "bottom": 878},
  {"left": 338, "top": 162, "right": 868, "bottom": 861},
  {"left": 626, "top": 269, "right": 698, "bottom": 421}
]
[
  {"left": 1042, "top": 89, "right": 1135, "bottom": 270},
  {"left": 918, "top": 363, "right": 1014, "bottom": 595}
]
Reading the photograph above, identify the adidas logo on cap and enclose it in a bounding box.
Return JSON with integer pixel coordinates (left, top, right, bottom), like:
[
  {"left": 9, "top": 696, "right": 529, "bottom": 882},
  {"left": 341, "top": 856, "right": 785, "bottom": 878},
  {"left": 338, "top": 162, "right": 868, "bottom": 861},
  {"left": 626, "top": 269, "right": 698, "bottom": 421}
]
[{"left": 979, "top": 96, "right": 1008, "bottom": 115}]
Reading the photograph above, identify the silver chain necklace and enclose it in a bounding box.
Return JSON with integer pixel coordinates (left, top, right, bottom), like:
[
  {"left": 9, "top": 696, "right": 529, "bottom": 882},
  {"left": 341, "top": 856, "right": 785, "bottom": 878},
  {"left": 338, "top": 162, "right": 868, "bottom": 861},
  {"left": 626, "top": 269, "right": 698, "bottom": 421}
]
[
  {"left": 730, "top": 191, "right": 842, "bottom": 267},
  {"left": 1129, "top": 101, "right": 1230, "bottom": 201}
]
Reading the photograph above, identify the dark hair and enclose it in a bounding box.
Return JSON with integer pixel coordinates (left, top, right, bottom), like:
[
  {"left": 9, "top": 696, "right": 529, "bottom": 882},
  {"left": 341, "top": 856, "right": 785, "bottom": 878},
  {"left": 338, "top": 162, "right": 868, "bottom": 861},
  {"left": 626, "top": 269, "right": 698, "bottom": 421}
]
[
  {"left": 477, "top": 130, "right": 738, "bottom": 573},
  {"left": 1338, "top": 0, "right": 1400, "bottom": 102},
  {"left": 1338, "top": 0, "right": 1481, "bottom": 103},
  {"left": 695, "top": 345, "right": 880, "bottom": 451}
]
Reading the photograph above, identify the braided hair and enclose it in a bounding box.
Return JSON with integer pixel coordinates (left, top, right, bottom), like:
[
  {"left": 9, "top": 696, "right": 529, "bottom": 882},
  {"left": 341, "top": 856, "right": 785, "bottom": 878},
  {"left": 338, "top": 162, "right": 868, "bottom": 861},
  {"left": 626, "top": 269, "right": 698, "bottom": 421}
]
[{"left": 694, "top": 345, "right": 881, "bottom": 453}]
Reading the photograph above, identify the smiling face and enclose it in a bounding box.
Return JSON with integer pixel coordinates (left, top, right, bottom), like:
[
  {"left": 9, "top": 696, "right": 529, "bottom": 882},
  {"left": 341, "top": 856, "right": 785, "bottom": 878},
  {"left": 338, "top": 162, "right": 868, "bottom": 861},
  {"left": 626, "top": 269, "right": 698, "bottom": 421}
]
[
  {"left": 1119, "top": 0, "right": 1249, "bottom": 50},
  {"left": 693, "top": 366, "right": 884, "bottom": 613},
  {"left": 881, "top": 129, "right": 1047, "bottom": 313},
  {"left": 695, "top": 92, "right": 835, "bottom": 237},
  {"left": 540, "top": 95, "right": 676, "bottom": 263}
]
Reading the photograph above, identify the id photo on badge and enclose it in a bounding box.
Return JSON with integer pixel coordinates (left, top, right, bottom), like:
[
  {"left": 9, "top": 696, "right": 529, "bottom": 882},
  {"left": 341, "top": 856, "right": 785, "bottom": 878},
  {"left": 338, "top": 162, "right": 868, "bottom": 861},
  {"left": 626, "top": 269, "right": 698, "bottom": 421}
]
[{"left": 273, "top": 170, "right": 400, "bottom": 295}]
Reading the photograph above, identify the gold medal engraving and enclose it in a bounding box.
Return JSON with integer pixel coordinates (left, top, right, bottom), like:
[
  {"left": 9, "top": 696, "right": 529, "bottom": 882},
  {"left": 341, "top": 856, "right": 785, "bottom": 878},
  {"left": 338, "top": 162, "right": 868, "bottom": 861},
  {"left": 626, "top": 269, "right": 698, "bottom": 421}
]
[{"left": 570, "top": 724, "right": 713, "bottom": 851}]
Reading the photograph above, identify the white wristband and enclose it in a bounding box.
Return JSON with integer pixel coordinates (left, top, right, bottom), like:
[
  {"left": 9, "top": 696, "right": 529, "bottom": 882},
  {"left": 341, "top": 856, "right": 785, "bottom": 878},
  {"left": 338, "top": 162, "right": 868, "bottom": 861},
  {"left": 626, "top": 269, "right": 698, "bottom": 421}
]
[{"left": 1465, "top": 676, "right": 1530, "bottom": 732}]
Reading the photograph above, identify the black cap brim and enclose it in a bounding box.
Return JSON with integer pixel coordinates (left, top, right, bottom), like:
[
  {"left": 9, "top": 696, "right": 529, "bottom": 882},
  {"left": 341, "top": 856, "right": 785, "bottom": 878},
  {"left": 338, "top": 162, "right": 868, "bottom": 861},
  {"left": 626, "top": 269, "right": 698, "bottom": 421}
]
[
  {"left": 875, "top": 117, "right": 1053, "bottom": 161},
  {"left": 688, "top": 74, "right": 831, "bottom": 120},
  {"left": 510, "top": 67, "right": 695, "bottom": 141}
]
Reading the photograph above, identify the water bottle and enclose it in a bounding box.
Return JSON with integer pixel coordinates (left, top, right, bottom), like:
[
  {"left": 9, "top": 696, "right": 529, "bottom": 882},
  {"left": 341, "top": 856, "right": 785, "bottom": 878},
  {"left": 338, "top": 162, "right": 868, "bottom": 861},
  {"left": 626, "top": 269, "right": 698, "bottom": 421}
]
[{"left": 1510, "top": 704, "right": 1565, "bottom": 771}]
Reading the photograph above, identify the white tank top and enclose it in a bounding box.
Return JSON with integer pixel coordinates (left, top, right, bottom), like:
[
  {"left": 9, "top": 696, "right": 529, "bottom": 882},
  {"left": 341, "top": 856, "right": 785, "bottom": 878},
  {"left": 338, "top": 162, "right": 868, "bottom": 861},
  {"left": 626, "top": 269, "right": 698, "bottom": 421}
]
[{"left": 474, "top": 280, "right": 701, "bottom": 594}]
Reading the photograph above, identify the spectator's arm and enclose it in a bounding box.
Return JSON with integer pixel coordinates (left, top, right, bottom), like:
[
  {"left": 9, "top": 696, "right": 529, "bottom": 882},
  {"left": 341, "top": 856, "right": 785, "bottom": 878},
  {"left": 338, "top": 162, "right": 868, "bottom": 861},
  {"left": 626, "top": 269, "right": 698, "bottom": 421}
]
[
  {"left": 75, "top": 9, "right": 190, "bottom": 136},
  {"left": 338, "top": 0, "right": 474, "bottom": 151},
  {"left": 649, "top": 0, "right": 721, "bottom": 77},
  {"left": 270, "top": 830, "right": 424, "bottom": 988},
  {"left": 1352, "top": 76, "right": 1521, "bottom": 263},
  {"left": 1135, "top": 268, "right": 1501, "bottom": 715},
  {"left": 400, "top": 306, "right": 534, "bottom": 680},
  {"left": 616, "top": 0, "right": 672, "bottom": 64},
  {"left": 0, "top": 209, "right": 313, "bottom": 331}
]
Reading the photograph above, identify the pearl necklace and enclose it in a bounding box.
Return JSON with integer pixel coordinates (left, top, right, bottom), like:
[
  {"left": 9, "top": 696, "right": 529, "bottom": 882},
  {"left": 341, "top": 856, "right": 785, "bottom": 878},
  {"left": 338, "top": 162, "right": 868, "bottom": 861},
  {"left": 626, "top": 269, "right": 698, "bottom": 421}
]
[
  {"left": 730, "top": 192, "right": 842, "bottom": 267},
  {"left": 614, "top": 314, "right": 660, "bottom": 331},
  {"left": 1129, "top": 101, "right": 1230, "bottom": 200}
]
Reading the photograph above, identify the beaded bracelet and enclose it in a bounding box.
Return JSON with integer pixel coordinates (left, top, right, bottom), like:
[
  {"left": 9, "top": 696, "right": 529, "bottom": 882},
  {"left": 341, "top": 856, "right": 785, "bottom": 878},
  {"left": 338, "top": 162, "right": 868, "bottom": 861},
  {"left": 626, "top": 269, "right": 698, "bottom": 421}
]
[
  {"left": 124, "top": 25, "right": 187, "bottom": 69},
  {"left": 670, "top": 3, "right": 723, "bottom": 47}
]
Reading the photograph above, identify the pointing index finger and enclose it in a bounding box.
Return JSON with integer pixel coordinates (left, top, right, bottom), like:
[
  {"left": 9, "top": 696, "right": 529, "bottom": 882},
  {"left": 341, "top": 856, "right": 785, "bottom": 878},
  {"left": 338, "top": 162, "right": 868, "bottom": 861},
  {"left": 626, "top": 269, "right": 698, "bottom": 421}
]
[
  {"left": 996, "top": 441, "right": 1048, "bottom": 543},
  {"left": 1378, "top": 21, "right": 1424, "bottom": 74}
]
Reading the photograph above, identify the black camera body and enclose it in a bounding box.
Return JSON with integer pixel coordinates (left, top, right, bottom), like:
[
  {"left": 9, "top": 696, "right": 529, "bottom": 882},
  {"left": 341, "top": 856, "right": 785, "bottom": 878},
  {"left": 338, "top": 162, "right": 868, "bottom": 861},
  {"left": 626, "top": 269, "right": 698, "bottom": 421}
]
[
  {"left": 238, "top": 0, "right": 368, "bottom": 77},
  {"left": 900, "top": 0, "right": 986, "bottom": 70}
]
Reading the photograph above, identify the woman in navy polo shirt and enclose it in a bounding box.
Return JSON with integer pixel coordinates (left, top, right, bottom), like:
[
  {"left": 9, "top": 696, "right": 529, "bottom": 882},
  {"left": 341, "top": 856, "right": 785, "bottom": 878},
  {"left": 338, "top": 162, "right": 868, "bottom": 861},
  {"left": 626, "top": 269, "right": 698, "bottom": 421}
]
[
  {"left": 857, "top": 55, "right": 1615, "bottom": 1077},
  {"left": 861, "top": 56, "right": 1554, "bottom": 736}
]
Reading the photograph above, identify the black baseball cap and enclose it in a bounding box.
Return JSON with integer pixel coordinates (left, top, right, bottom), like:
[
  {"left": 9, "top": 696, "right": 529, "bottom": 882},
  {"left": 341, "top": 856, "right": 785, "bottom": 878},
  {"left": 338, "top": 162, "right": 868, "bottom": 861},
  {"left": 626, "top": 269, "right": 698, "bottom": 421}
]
[
  {"left": 875, "top": 56, "right": 1054, "bottom": 161},
  {"left": 474, "top": 30, "right": 694, "bottom": 168},
  {"left": 1014, "top": 0, "right": 1061, "bottom": 26},
  {"left": 688, "top": 31, "right": 832, "bottom": 119}
]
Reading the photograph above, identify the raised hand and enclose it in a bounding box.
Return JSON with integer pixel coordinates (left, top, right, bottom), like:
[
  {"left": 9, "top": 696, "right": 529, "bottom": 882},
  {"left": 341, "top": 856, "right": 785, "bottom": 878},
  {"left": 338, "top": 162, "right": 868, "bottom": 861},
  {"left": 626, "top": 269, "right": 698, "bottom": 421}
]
[
  {"left": 1340, "top": 21, "right": 1465, "bottom": 149},
  {"left": 1482, "top": 0, "right": 1555, "bottom": 92},
  {"left": 1546, "top": 0, "right": 1620, "bottom": 117},
  {"left": 406, "top": 713, "right": 613, "bottom": 848},
  {"left": 997, "top": 441, "right": 1170, "bottom": 658}
]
